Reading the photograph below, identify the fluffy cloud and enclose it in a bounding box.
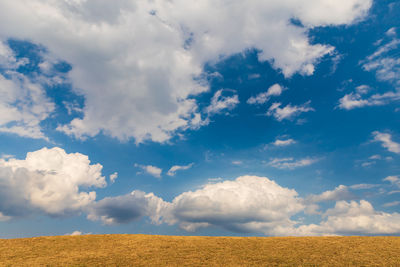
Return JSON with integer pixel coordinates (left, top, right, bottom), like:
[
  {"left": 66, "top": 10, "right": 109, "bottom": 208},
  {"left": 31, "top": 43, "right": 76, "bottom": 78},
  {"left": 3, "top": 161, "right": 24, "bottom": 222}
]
[
  {"left": 0, "top": 0, "right": 371, "bottom": 143},
  {"left": 87, "top": 176, "right": 304, "bottom": 235},
  {"left": 267, "top": 101, "right": 314, "bottom": 121},
  {"left": 0, "top": 147, "right": 106, "bottom": 219},
  {"left": 373, "top": 131, "right": 400, "bottom": 154},
  {"left": 87, "top": 190, "right": 167, "bottom": 225},
  {"left": 268, "top": 157, "right": 318, "bottom": 169},
  {"left": 247, "top": 84, "right": 285, "bottom": 105},
  {"left": 85, "top": 174, "right": 400, "bottom": 236},
  {"left": 109, "top": 172, "right": 118, "bottom": 184},
  {"left": 300, "top": 200, "right": 400, "bottom": 235},
  {"left": 167, "top": 163, "right": 193, "bottom": 176},
  {"left": 0, "top": 41, "right": 55, "bottom": 139},
  {"left": 135, "top": 164, "right": 162, "bottom": 178},
  {"left": 65, "top": 230, "right": 91, "bottom": 236}
]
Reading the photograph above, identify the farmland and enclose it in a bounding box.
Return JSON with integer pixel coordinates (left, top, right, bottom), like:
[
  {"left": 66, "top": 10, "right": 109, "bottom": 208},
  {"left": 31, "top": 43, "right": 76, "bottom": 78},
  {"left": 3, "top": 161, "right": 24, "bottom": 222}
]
[{"left": 0, "top": 235, "right": 399, "bottom": 266}]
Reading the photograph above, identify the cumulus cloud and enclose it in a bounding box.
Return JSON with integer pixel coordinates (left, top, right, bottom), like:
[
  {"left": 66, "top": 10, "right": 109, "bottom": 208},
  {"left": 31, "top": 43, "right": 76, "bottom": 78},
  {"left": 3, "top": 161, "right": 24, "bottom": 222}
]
[
  {"left": 267, "top": 101, "right": 314, "bottom": 121},
  {"left": 372, "top": 131, "right": 400, "bottom": 154},
  {"left": 84, "top": 174, "right": 400, "bottom": 236},
  {"left": 161, "top": 175, "right": 304, "bottom": 234},
  {"left": 0, "top": 0, "right": 371, "bottom": 143},
  {"left": 87, "top": 190, "right": 167, "bottom": 225},
  {"left": 65, "top": 230, "right": 91, "bottom": 236},
  {"left": 247, "top": 84, "right": 285, "bottom": 105},
  {"left": 135, "top": 164, "right": 162, "bottom": 178},
  {"left": 109, "top": 172, "right": 118, "bottom": 184},
  {"left": 87, "top": 176, "right": 305, "bottom": 235},
  {"left": 299, "top": 200, "right": 400, "bottom": 235},
  {"left": 0, "top": 147, "right": 106, "bottom": 219},
  {"left": 205, "top": 90, "right": 239, "bottom": 115},
  {"left": 0, "top": 42, "right": 55, "bottom": 140},
  {"left": 268, "top": 157, "right": 318, "bottom": 169},
  {"left": 167, "top": 163, "right": 193, "bottom": 176}
]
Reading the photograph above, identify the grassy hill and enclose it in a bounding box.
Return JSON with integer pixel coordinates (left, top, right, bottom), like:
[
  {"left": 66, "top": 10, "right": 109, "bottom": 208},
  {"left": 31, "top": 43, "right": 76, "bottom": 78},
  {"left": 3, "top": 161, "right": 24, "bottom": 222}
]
[{"left": 0, "top": 235, "right": 399, "bottom": 266}]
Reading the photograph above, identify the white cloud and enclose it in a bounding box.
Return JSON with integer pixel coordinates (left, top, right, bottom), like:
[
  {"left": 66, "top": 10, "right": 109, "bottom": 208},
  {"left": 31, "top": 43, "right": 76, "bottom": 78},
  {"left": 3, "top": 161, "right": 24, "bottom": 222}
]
[
  {"left": 87, "top": 190, "right": 167, "bottom": 225},
  {"left": 247, "top": 84, "right": 285, "bottom": 105},
  {"left": 231, "top": 160, "right": 243, "bottom": 165},
  {"left": 338, "top": 91, "right": 400, "bottom": 110},
  {"left": 299, "top": 200, "right": 400, "bottom": 235},
  {"left": 306, "top": 185, "right": 354, "bottom": 204},
  {"left": 383, "top": 175, "right": 400, "bottom": 188},
  {"left": 205, "top": 90, "right": 239, "bottom": 115},
  {"left": 65, "top": 230, "right": 91, "bottom": 236},
  {"left": 373, "top": 131, "right": 400, "bottom": 154},
  {"left": 267, "top": 101, "right": 314, "bottom": 121},
  {"left": 109, "top": 172, "right": 118, "bottom": 184},
  {"left": 85, "top": 174, "right": 400, "bottom": 236},
  {"left": 349, "top": 184, "right": 379, "bottom": 190},
  {"left": 273, "top": 138, "right": 296, "bottom": 146},
  {"left": 0, "top": 47, "right": 55, "bottom": 139},
  {"left": 135, "top": 164, "right": 162, "bottom": 178},
  {"left": 0, "top": 0, "right": 371, "bottom": 143},
  {"left": 340, "top": 29, "right": 400, "bottom": 111},
  {"left": 167, "top": 163, "right": 193, "bottom": 176},
  {"left": 67, "top": 231, "right": 83, "bottom": 236},
  {"left": 0, "top": 147, "right": 106, "bottom": 219},
  {"left": 369, "top": 154, "right": 381, "bottom": 160},
  {"left": 268, "top": 157, "right": 318, "bottom": 169},
  {"left": 383, "top": 201, "right": 400, "bottom": 208},
  {"left": 163, "top": 175, "right": 304, "bottom": 234},
  {"left": 362, "top": 30, "right": 400, "bottom": 86},
  {"left": 88, "top": 176, "right": 304, "bottom": 235}
]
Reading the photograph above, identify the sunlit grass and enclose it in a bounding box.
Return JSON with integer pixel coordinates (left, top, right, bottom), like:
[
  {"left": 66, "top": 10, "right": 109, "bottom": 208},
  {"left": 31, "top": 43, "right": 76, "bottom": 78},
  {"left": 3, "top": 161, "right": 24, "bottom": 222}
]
[{"left": 0, "top": 235, "right": 399, "bottom": 266}]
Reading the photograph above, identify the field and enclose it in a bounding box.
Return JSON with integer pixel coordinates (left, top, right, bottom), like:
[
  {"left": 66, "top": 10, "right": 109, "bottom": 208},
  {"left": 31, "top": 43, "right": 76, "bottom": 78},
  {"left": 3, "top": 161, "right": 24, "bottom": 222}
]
[{"left": 0, "top": 235, "right": 399, "bottom": 266}]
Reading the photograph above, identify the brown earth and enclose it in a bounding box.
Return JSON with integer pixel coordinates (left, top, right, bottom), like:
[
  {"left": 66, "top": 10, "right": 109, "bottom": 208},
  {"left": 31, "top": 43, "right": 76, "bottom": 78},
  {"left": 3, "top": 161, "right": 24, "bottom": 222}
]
[{"left": 0, "top": 235, "right": 399, "bottom": 266}]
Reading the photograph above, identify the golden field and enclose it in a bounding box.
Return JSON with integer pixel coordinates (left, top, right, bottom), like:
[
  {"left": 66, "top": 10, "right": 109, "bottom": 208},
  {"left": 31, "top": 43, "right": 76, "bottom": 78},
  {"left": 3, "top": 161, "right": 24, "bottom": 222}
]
[{"left": 0, "top": 235, "right": 399, "bottom": 266}]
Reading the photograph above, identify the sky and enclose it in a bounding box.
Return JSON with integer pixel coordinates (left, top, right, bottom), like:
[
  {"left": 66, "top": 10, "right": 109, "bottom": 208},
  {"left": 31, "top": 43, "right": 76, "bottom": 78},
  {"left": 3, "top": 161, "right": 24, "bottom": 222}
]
[{"left": 0, "top": 0, "right": 399, "bottom": 238}]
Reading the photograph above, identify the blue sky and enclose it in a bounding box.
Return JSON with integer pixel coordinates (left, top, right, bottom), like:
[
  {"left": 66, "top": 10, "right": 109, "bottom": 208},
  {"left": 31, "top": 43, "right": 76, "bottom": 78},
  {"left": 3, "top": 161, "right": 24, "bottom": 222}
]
[{"left": 0, "top": 0, "right": 399, "bottom": 238}]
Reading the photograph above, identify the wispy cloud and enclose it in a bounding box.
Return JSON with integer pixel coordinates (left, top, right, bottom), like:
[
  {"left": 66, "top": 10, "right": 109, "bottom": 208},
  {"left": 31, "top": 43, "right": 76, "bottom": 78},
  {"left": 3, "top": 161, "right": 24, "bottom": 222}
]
[
  {"left": 247, "top": 84, "right": 285, "bottom": 105},
  {"left": 268, "top": 157, "right": 318, "bottom": 169},
  {"left": 167, "top": 163, "right": 194, "bottom": 176},
  {"left": 338, "top": 88, "right": 400, "bottom": 110},
  {"left": 383, "top": 201, "right": 400, "bottom": 208},
  {"left": 362, "top": 28, "right": 400, "bottom": 86},
  {"left": 273, "top": 138, "right": 296, "bottom": 146},
  {"left": 267, "top": 101, "right": 314, "bottom": 121},
  {"left": 206, "top": 89, "right": 239, "bottom": 115},
  {"left": 373, "top": 131, "right": 400, "bottom": 154},
  {"left": 383, "top": 175, "right": 400, "bottom": 188}
]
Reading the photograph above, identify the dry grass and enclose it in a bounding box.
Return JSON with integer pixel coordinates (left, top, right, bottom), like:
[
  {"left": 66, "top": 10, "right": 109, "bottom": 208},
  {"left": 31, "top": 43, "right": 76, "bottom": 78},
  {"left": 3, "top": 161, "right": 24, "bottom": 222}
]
[{"left": 0, "top": 235, "right": 399, "bottom": 266}]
